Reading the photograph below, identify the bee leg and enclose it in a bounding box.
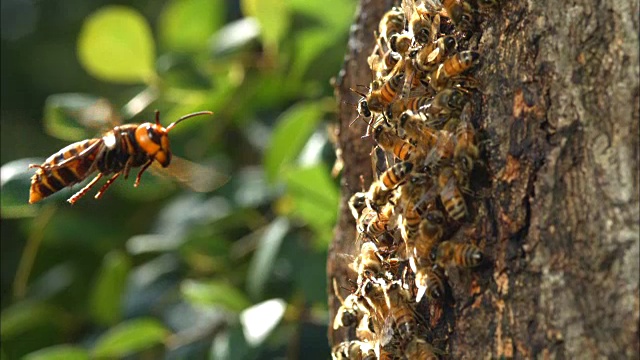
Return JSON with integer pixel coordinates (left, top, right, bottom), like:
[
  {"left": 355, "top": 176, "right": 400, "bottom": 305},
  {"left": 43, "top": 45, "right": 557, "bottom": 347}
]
[
  {"left": 94, "top": 173, "right": 121, "bottom": 200},
  {"left": 122, "top": 157, "right": 135, "bottom": 179},
  {"left": 134, "top": 160, "right": 153, "bottom": 187},
  {"left": 67, "top": 173, "right": 103, "bottom": 204}
]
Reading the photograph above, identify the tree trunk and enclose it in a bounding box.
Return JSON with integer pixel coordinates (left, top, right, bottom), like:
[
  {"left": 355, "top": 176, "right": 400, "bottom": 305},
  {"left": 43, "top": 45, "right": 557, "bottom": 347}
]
[{"left": 328, "top": 0, "right": 639, "bottom": 358}]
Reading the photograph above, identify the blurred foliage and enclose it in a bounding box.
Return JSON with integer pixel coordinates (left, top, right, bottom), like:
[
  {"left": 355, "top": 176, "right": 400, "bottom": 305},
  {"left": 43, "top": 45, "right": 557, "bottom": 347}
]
[{"left": 0, "top": 0, "right": 356, "bottom": 358}]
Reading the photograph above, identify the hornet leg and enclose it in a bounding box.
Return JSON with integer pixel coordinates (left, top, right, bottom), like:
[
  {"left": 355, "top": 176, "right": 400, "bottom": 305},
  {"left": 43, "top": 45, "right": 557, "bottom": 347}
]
[{"left": 68, "top": 173, "right": 103, "bottom": 205}]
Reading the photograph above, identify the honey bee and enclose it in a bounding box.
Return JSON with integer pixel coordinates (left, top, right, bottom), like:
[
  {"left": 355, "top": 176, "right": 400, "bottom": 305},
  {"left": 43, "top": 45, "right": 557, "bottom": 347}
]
[
  {"left": 422, "top": 130, "right": 456, "bottom": 175},
  {"left": 442, "top": 0, "right": 475, "bottom": 35},
  {"left": 364, "top": 181, "right": 395, "bottom": 214},
  {"left": 333, "top": 278, "right": 367, "bottom": 330},
  {"left": 402, "top": 0, "right": 437, "bottom": 45},
  {"left": 393, "top": 56, "right": 429, "bottom": 100},
  {"left": 399, "top": 197, "right": 422, "bottom": 245},
  {"left": 376, "top": 341, "right": 401, "bottom": 360},
  {"left": 358, "top": 73, "right": 405, "bottom": 114},
  {"left": 386, "top": 95, "right": 432, "bottom": 120},
  {"left": 356, "top": 312, "right": 377, "bottom": 342},
  {"left": 29, "top": 111, "right": 225, "bottom": 204},
  {"left": 432, "top": 240, "right": 484, "bottom": 268},
  {"left": 415, "top": 265, "right": 446, "bottom": 302},
  {"left": 372, "top": 118, "right": 416, "bottom": 161},
  {"left": 430, "top": 51, "right": 480, "bottom": 91},
  {"left": 369, "top": 35, "right": 402, "bottom": 79},
  {"left": 331, "top": 340, "right": 376, "bottom": 360},
  {"left": 424, "top": 87, "right": 470, "bottom": 124},
  {"left": 354, "top": 241, "right": 385, "bottom": 285},
  {"left": 357, "top": 99, "right": 373, "bottom": 121},
  {"left": 379, "top": 161, "right": 414, "bottom": 191},
  {"left": 397, "top": 176, "right": 431, "bottom": 247},
  {"left": 453, "top": 114, "right": 479, "bottom": 174},
  {"left": 404, "top": 337, "right": 439, "bottom": 360},
  {"left": 360, "top": 279, "right": 389, "bottom": 320},
  {"left": 409, "top": 206, "right": 445, "bottom": 269},
  {"left": 379, "top": 7, "right": 406, "bottom": 44},
  {"left": 372, "top": 73, "right": 406, "bottom": 111},
  {"left": 397, "top": 110, "right": 439, "bottom": 148},
  {"left": 437, "top": 165, "right": 467, "bottom": 221},
  {"left": 357, "top": 206, "right": 392, "bottom": 240},
  {"left": 413, "top": 35, "right": 457, "bottom": 73},
  {"left": 349, "top": 191, "right": 368, "bottom": 220},
  {"left": 384, "top": 281, "right": 416, "bottom": 342},
  {"left": 389, "top": 32, "right": 413, "bottom": 57}
]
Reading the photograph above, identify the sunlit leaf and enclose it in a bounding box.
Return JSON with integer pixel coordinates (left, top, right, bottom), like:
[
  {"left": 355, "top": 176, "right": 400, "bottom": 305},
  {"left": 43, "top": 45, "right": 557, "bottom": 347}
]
[
  {"left": 92, "top": 318, "right": 168, "bottom": 358},
  {"left": 0, "top": 159, "right": 39, "bottom": 218},
  {"left": 43, "top": 94, "right": 117, "bottom": 141},
  {"left": 290, "top": 29, "right": 334, "bottom": 81},
  {"left": 264, "top": 102, "right": 324, "bottom": 183},
  {"left": 246, "top": 217, "right": 290, "bottom": 299},
  {"left": 181, "top": 280, "right": 251, "bottom": 312},
  {"left": 159, "top": 0, "right": 225, "bottom": 53},
  {"left": 209, "top": 18, "right": 260, "bottom": 57},
  {"left": 240, "top": 299, "right": 286, "bottom": 346},
  {"left": 241, "top": 0, "right": 288, "bottom": 52},
  {"left": 78, "top": 6, "right": 156, "bottom": 83},
  {"left": 283, "top": 164, "right": 338, "bottom": 248},
  {"left": 23, "top": 345, "right": 89, "bottom": 360},
  {"left": 90, "top": 251, "right": 132, "bottom": 326}
]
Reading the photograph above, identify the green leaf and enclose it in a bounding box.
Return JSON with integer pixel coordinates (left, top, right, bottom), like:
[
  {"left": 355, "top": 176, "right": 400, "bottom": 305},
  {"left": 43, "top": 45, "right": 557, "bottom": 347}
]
[
  {"left": 23, "top": 345, "right": 89, "bottom": 360},
  {"left": 181, "top": 279, "right": 251, "bottom": 312},
  {"left": 159, "top": 0, "right": 225, "bottom": 53},
  {"left": 289, "top": 0, "right": 356, "bottom": 31},
  {"left": 78, "top": 6, "right": 156, "bottom": 84},
  {"left": 241, "top": 0, "right": 288, "bottom": 52},
  {"left": 246, "top": 217, "right": 290, "bottom": 299},
  {"left": 264, "top": 102, "right": 324, "bottom": 183},
  {"left": 92, "top": 318, "right": 168, "bottom": 358},
  {"left": 211, "top": 325, "right": 253, "bottom": 360},
  {"left": 90, "top": 251, "right": 132, "bottom": 326},
  {"left": 290, "top": 29, "right": 334, "bottom": 82},
  {"left": 44, "top": 94, "right": 116, "bottom": 141},
  {"left": 284, "top": 164, "right": 338, "bottom": 248},
  {"left": 209, "top": 18, "right": 260, "bottom": 57},
  {"left": 1, "top": 159, "right": 39, "bottom": 218},
  {"left": 0, "top": 301, "right": 66, "bottom": 339}
]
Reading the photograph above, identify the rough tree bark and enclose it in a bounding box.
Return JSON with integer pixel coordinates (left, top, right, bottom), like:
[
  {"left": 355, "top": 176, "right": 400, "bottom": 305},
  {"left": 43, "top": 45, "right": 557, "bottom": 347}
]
[{"left": 328, "top": 0, "right": 639, "bottom": 358}]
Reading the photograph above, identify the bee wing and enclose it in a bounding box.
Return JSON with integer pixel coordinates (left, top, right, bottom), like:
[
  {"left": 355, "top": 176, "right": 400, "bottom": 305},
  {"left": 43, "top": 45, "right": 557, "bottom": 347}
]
[
  {"left": 371, "top": 145, "right": 394, "bottom": 181},
  {"left": 401, "top": 0, "right": 414, "bottom": 25},
  {"left": 150, "top": 156, "right": 229, "bottom": 193},
  {"left": 379, "top": 314, "right": 396, "bottom": 348}
]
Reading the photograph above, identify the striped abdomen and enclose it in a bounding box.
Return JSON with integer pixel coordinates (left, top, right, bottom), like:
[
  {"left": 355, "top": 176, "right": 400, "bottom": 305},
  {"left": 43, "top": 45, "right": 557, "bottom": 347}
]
[
  {"left": 380, "top": 161, "right": 413, "bottom": 191},
  {"left": 29, "top": 139, "right": 101, "bottom": 203}
]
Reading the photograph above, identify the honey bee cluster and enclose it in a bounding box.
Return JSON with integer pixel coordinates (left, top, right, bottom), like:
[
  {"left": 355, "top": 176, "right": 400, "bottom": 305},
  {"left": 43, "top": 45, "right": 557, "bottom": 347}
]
[{"left": 333, "top": 0, "right": 496, "bottom": 358}]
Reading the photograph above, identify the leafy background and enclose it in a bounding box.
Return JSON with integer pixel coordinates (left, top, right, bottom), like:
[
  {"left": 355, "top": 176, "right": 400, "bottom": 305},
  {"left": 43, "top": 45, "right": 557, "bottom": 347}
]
[{"left": 0, "top": 0, "right": 355, "bottom": 358}]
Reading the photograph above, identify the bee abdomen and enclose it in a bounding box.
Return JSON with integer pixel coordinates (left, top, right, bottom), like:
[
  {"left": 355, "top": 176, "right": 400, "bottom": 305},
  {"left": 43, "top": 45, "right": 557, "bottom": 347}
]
[
  {"left": 29, "top": 139, "right": 101, "bottom": 203},
  {"left": 444, "top": 195, "right": 467, "bottom": 221}
]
